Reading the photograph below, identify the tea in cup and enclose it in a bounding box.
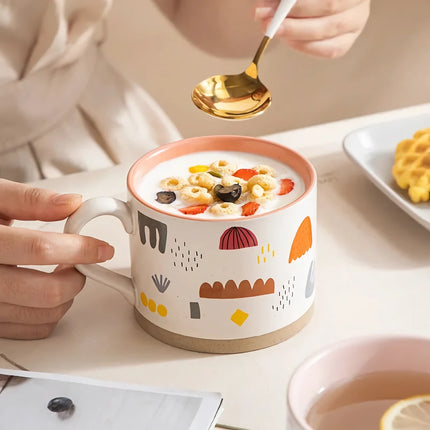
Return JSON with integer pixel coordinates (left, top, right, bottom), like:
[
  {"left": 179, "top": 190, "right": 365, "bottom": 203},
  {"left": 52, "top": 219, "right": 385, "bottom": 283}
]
[
  {"left": 287, "top": 335, "right": 430, "bottom": 429},
  {"left": 64, "top": 135, "right": 317, "bottom": 353}
]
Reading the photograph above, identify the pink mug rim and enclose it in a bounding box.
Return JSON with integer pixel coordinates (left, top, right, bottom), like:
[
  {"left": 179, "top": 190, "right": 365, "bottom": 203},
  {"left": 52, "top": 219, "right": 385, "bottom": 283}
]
[
  {"left": 287, "top": 334, "right": 430, "bottom": 430},
  {"left": 127, "top": 135, "right": 317, "bottom": 221}
]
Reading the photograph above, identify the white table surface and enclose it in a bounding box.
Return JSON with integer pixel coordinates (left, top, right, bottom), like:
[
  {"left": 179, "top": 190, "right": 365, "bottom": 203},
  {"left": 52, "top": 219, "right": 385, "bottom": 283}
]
[{"left": 2, "top": 104, "right": 430, "bottom": 430}]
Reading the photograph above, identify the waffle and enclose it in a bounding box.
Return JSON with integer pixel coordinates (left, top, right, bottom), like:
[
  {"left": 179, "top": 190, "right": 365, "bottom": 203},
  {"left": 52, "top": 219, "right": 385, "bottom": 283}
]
[{"left": 392, "top": 127, "right": 430, "bottom": 203}]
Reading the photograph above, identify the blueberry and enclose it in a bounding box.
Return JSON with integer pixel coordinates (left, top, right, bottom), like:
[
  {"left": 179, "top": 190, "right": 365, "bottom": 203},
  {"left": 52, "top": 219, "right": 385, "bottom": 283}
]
[
  {"left": 47, "top": 397, "right": 74, "bottom": 413},
  {"left": 156, "top": 191, "right": 176, "bottom": 204},
  {"left": 215, "top": 184, "right": 242, "bottom": 202},
  {"left": 213, "top": 184, "right": 223, "bottom": 194}
]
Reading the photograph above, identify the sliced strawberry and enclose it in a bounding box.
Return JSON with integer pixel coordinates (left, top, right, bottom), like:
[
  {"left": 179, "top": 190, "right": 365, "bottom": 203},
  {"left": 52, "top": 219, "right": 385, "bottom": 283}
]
[
  {"left": 278, "top": 178, "right": 294, "bottom": 195},
  {"left": 178, "top": 204, "right": 209, "bottom": 215},
  {"left": 241, "top": 202, "right": 260, "bottom": 217},
  {"left": 233, "top": 168, "right": 258, "bottom": 181}
]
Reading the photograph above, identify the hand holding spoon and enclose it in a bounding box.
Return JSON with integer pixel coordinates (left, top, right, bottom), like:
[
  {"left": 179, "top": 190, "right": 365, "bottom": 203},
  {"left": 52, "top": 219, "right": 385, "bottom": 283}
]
[{"left": 192, "top": 0, "right": 297, "bottom": 120}]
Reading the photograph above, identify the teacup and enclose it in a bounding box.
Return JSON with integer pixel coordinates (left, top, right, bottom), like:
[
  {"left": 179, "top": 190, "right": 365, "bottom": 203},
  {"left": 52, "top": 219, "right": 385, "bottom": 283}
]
[
  {"left": 64, "top": 135, "right": 317, "bottom": 353},
  {"left": 287, "top": 335, "right": 430, "bottom": 429}
]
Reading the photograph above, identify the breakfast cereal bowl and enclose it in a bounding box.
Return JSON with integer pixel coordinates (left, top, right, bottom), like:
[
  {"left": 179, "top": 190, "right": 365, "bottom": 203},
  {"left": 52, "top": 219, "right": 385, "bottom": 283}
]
[{"left": 65, "top": 135, "right": 317, "bottom": 353}]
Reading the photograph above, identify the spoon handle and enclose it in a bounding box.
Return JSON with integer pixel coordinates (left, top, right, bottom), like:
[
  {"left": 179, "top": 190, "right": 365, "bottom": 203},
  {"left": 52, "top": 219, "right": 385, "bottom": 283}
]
[{"left": 265, "top": 0, "right": 297, "bottom": 39}]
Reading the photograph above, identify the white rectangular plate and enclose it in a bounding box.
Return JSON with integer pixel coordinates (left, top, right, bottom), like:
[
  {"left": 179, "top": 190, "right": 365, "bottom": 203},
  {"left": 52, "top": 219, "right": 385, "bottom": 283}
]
[
  {"left": 0, "top": 368, "right": 223, "bottom": 430},
  {"left": 343, "top": 113, "right": 430, "bottom": 231}
]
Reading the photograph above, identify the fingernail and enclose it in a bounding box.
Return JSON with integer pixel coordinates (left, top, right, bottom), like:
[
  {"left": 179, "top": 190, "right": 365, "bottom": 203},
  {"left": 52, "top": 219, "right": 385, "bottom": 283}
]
[
  {"left": 51, "top": 193, "right": 82, "bottom": 206},
  {"left": 254, "top": 6, "right": 273, "bottom": 20},
  {"left": 98, "top": 245, "right": 114, "bottom": 262},
  {"left": 54, "top": 264, "right": 71, "bottom": 272}
]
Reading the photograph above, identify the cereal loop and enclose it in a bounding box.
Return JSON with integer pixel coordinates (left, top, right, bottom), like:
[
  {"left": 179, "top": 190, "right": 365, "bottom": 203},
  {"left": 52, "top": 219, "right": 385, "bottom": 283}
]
[
  {"left": 188, "top": 172, "right": 216, "bottom": 190},
  {"left": 209, "top": 202, "right": 240, "bottom": 216},
  {"left": 251, "top": 184, "right": 264, "bottom": 198},
  {"left": 247, "top": 174, "right": 277, "bottom": 191},
  {"left": 180, "top": 186, "right": 214, "bottom": 204},
  {"left": 253, "top": 191, "right": 275, "bottom": 204},
  {"left": 210, "top": 160, "right": 237, "bottom": 175},
  {"left": 253, "top": 164, "right": 276, "bottom": 176},
  {"left": 160, "top": 176, "right": 187, "bottom": 191},
  {"left": 221, "top": 175, "right": 248, "bottom": 193}
]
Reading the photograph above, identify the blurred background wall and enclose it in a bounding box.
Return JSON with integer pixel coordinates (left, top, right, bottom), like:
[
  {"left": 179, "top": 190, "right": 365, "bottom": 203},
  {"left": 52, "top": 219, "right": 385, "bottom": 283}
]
[{"left": 103, "top": 0, "right": 430, "bottom": 138}]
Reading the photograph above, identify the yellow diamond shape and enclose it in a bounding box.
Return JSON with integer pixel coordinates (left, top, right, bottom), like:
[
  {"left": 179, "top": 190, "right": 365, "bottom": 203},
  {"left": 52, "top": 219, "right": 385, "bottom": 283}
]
[{"left": 231, "top": 309, "right": 249, "bottom": 326}]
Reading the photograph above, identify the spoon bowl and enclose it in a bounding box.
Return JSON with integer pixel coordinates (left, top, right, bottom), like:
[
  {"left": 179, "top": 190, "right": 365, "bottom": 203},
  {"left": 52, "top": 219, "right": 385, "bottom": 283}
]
[
  {"left": 192, "top": 63, "right": 271, "bottom": 120},
  {"left": 192, "top": 0, "right": 297, "bottom": 120}
]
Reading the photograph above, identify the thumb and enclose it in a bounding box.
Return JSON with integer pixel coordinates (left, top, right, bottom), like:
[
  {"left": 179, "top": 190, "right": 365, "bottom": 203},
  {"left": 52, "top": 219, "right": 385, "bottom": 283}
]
[{"left": 0, "top": 179, "right": 82, "bottom": 222}]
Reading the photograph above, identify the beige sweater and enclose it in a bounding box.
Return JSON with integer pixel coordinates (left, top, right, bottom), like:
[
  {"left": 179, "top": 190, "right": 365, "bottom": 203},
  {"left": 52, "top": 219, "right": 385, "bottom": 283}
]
[{"left": 0, "top": 0, "right": 181, "bottom": 182}]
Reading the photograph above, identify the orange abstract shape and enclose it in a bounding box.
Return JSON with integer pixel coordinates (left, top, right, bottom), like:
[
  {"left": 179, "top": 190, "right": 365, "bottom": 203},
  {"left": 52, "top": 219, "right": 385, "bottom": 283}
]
[
  {"left": 213, "top": 281, "right": 224, "bottom": 296},
  {"left": 225, "top": 279, "right": 239, "bottom": 297},
  {"left": 254, "top": 278, "right": 274, "bottom": 295},
  {"left": 237, "top": 280, "right": 252, "bottom": 296},
  {"left": 289, "top": 216, "right": 313, "bottom": 263},
  {"left": 199, "top": 282, "right": 213, "bottom": 298},
  {"left": 199, "top": 278, "right": 275, "bottom": 299}
]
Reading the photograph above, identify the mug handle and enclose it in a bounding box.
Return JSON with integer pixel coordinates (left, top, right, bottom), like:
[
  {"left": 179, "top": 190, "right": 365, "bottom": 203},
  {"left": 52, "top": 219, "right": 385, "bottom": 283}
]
[{"left": 63, "top": 197, "right": 136, "bottom": 306}]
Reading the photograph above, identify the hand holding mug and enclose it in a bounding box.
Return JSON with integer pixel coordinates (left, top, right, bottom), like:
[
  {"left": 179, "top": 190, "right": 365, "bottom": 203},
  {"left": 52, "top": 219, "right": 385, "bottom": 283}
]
[{"left": 0, "top": 179, "right": 114, "bottom": 340}]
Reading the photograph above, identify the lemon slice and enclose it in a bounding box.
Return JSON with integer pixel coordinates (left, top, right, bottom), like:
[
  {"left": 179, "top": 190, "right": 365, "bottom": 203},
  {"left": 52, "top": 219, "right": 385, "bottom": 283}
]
[{"left": 380, "top": 395, "right": 430, "bottom": 430}]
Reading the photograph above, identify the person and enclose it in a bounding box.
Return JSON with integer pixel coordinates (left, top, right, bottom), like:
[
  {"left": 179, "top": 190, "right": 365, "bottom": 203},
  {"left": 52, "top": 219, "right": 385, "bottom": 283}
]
[{"left": 0, "top": 0, "right": 371, "bottom": 339}]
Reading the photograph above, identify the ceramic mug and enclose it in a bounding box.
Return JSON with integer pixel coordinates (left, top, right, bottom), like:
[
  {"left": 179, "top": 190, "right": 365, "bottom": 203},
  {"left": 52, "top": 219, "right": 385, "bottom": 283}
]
[
  {"left": 64, "top": 135, "right": 317, "bottom": 353},
  {"left": 287, "top": 335, "right": 430, "bottom": 429}
]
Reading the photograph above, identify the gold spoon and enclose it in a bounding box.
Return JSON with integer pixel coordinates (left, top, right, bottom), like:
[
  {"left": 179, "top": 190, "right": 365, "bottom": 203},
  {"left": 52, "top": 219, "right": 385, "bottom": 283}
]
[{"left": 192, "top": 0, "right": 297, "bottom": 120}]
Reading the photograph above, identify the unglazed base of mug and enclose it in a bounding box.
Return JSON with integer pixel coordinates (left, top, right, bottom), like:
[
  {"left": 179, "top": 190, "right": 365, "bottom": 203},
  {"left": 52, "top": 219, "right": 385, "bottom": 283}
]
[{"left": 134, "top": 305, "right": 314, "bottom": 354}]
